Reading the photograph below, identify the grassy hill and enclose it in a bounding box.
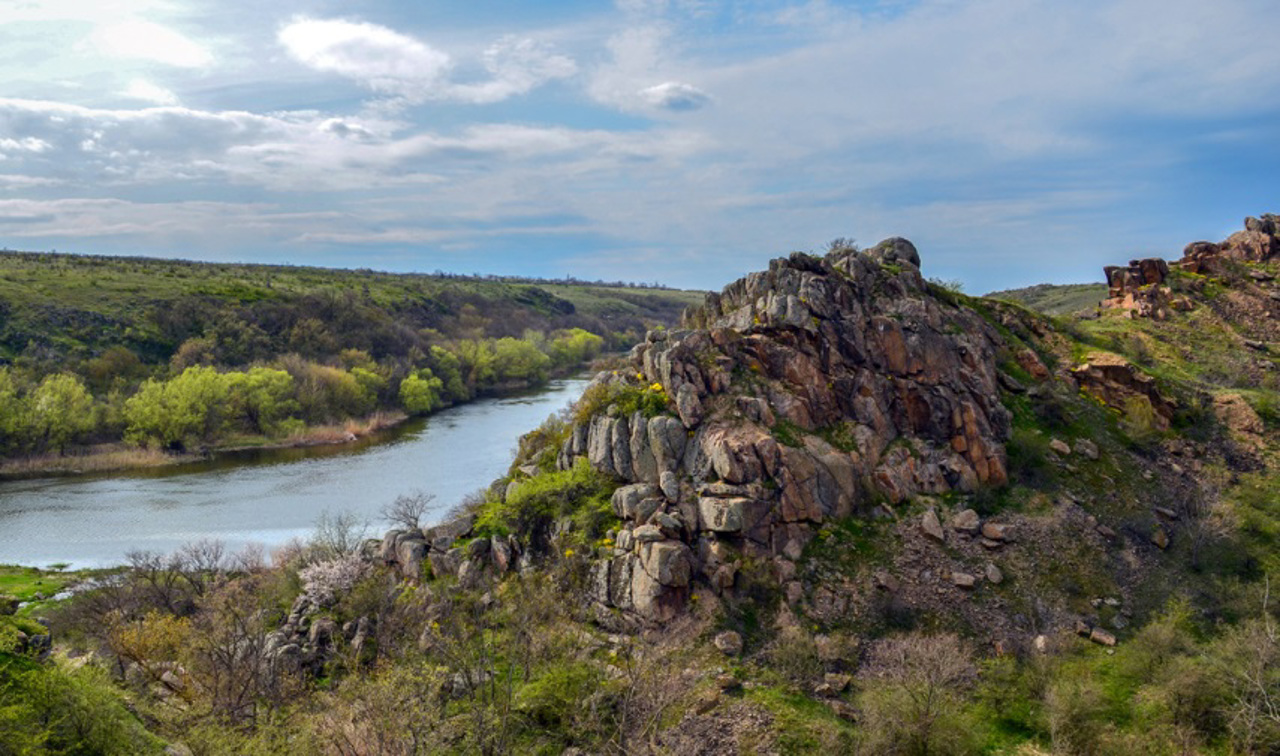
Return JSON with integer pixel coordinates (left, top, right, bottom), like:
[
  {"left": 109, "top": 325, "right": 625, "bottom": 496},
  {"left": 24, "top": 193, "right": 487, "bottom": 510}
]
[
  {"left": 985, "top": 282, "right": 1108, "bottom": 315},
  {"left": 0, "top": 251, "right": 706, "bottom": 472}
]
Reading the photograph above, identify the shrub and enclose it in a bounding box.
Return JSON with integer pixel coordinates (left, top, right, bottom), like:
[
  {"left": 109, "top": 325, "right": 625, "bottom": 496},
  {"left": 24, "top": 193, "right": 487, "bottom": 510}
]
[{"left": 475, "top": 458, "right": 616, "bottom": 539}]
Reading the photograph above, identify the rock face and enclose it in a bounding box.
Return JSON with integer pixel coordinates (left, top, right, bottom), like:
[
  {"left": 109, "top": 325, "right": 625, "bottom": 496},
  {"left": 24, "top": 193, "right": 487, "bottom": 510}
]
[
  {"left": 558, "top": 242, "right": 1013, "bottom": 622},
  {"left": 1102, "top": 258, "right": 1175, "bottom": 319},
  {"left": 1072, "top": 353, "right": 1176, "bottom": 431},
  {"left": 1181, "top": 214, "right": 1280, "bottom": 273}
]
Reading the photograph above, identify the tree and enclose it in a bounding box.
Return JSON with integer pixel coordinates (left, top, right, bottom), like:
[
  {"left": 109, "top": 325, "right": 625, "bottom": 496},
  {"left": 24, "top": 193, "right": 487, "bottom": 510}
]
[
  {"left": 428, "top": 345, "right": 468, "bottom": 401},
  {"left": 492, "top": 337, "right": 550, "bottom": 385},
  {"left": 225, "top": 367, "right": 298, "bottom": 436},
  {"left": 400, "top": 370, "right": 444, "bottom": 415},
  {"left": 124, "top": 366, "right": 233, "bottom": 449},
  {"left": 27, "top": 373, "right": 95, "bottom": 453},
  {"left": 0, "top": 367, "right": 25, "bottom": 453},
  {"left": 381, "top": 491, "right": 436, "bottom": 531},
  {"left": 857, "top": 632, "right": 975, "bottom": 755}
]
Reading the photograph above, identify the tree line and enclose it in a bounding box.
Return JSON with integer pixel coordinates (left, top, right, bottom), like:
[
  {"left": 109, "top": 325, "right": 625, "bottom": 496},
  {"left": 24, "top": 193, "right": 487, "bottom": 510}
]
[{"left": 0, "top": 328, "right": 604, "bottom": 457}]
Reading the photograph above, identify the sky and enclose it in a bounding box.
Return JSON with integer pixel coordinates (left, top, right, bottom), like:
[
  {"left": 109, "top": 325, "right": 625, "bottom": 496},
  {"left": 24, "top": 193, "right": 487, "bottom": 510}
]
[{"left": 0, "top": 0, "right": 1278, "bottom": 293}]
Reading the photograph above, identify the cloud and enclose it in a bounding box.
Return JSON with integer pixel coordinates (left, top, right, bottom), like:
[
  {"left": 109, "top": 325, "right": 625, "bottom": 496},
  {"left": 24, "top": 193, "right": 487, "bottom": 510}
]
[
  {"left": 121, "top": 79, "right": 180, "bottom": 106},
  {"left": 87, "top": 19, "right": 213, "bottom": 68},
  {"left": 0, "top": 137, "right": 51, "bottom": 154},
  {"left": 638, "top": 81, "right": 709, "bottom": 111},
  {"left": 0, "top": 97, "right": 705, "bottom": 194},
  {"left": 444, "top": 36, "right": 577, "bottom": 104},
  {"left": 278, "top": 18, "right": 452, "bottom": 100},
  {"left": 278, "top": 19, "right": 575, "bottom": 105}
]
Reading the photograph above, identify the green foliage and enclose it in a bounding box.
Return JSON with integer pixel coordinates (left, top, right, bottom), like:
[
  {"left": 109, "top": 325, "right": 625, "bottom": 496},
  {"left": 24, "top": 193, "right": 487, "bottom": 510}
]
[
  {"left": 492, "top": 337, "right": 552, "bottom": 384},
  {"left": 573, "top": 379, "right": 669, "bottom": 424},
  {"left": 399, "top": 369, "right": 445, "bottom": 415},
  {"left": 546, "top": 328, "right": 605, "bottom": 369},
  {"left": 427, "top": 345, "right": 467, "bottom": 402},
  {"left": 25, "top": 374, "right": 95, "bottom": 453},
  {"left": 986, "top": 282, "right": 1109, "bottom": 316},
  {"left": 475, "top": 458, "right": 617, "bottom": 539},
  {"left": 514, "top": 662, "right": 602, "bottom": 729},
  {"left": 124, "top": 366, "right": 234, "bottom": 449},
  {"left": 0, "top": 656, "right": 164, "bottom": 755},
  {"left": 771, "top": 418, "right": 804, "bottom": 448},
  {"left": 225, "top": 367, "right": 298, "bottom": 436}
]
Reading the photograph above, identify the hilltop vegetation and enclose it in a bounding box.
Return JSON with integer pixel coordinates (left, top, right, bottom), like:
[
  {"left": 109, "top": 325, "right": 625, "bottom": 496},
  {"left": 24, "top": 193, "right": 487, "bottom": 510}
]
[
  {"left": 4, "top": 220, "right": 1280, "bottom": 755},
  {"left": 985, "top": 282, "right": 1109, "bottom": 315},
  {"left": 0, "top": 252, "right": 703, "bottom": 472}
]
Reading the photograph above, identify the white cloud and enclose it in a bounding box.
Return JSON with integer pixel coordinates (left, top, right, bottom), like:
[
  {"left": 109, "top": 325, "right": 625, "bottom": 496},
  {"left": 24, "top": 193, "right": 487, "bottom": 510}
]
[
  {"left": 121, "top": 79, "right": 179, "bottom": 106},
  {"left": 444, "top": 36, "right": 577, "bottom": 104},
  {"left": 638, "top": 81, "right": 709, "bottom": 111},
  {"left": 87, "top": 19, "right": 213, "bottom": 68},
  {"left": 0, "top": 137, "right": 51, "bottom": 153},
  {"left": 278, "top": 19, "right": 576, "bottom": 105},
  {"left": 278, "top": 18, "right": 452, "bottom": 100}
]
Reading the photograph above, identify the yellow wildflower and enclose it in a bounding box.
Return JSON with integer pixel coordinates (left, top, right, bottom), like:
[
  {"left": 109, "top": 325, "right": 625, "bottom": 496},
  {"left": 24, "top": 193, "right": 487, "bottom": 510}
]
[
  {"left": 564, "top": 548, "right": 575, "bottom": 558},
  {"left": 649, "top": 382, "right": 664, "bottom": 393}
]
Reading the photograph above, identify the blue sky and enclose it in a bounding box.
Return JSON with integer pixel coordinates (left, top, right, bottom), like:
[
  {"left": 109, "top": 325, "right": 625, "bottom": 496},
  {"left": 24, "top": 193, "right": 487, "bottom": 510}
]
[{"left": 0, "top": 0, "right": 1277, "bottom": 292}]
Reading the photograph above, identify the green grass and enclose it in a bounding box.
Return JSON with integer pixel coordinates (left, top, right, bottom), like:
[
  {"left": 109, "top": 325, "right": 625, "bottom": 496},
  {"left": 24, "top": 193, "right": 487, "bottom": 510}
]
[
  {"left": 986, "top": 282, "right": 1108, "bottom": 315},
  {"left": 0, "top": 565, "right": 115, "bottom": 615},
  {"left": 0, "top": 250, "right": 705, "bottom": 364},
  {"left": 743, "top": 685, "right": 858, "bottom": 753}
]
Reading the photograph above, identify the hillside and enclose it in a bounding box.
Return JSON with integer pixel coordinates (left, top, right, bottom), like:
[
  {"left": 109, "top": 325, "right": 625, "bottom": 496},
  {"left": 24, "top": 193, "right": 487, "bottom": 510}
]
[
  {"left": 4, "top": 219, "right": 1280, "bottom": 754},
  {"left": 0, "top": 252, "right": 704, "bottom": 473},
  {"left": 985, "top": 282, "right": 1108, "bottom": 315}
]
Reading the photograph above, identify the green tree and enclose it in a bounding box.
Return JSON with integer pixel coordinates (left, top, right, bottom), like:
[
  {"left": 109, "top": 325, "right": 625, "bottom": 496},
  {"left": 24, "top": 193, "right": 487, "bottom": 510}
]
[
  {"left": 27, "top": 373, "right": 96, "bottom": 453},
  {"left": 547, "top": 328, "right": 604, "bottom": 369},
  {"left": 429, "top": 345, "right": 468, "bottom": 402},
  {"left": 226, "top": 367, "right": 299, "bottom": 436},
  {"left": 400, "top": 369, "right": 445, "bottom": 415},
  {"left": 124, "top": 366, "right": 233, "bottom": 449},
  {"left": 492, "top": 337, "right": 551, "bottom": 385},
  {"left": 0, "top": 367, "right": 25, "bottom": 453}
]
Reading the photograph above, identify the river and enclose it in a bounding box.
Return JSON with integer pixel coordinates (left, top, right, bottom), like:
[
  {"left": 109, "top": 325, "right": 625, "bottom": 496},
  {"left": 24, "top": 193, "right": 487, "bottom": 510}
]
[{"left": 0, "top": 376, "right": 590, "bottom": 569}]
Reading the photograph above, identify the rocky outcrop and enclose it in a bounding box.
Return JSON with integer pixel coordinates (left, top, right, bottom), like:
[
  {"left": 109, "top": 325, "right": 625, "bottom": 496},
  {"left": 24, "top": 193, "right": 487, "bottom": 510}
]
[
  {"left": 1102, "top": 258, "right": 1176, "bottom": 318},
  {"left": 557, "top": 241, "right": 1013, "bottom": 622},
  {"left": 1181, "top": 214, "right": 1280, "bottom": 273},
  {"left": 1071, "top": 353, "right": 1176, "bottom": 431}
]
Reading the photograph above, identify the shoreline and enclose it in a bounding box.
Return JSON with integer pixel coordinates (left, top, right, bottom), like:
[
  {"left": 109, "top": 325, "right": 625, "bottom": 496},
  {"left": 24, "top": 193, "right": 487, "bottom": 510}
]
[{"left": 0, "top": 367, "right": 599, "bottom": 482}]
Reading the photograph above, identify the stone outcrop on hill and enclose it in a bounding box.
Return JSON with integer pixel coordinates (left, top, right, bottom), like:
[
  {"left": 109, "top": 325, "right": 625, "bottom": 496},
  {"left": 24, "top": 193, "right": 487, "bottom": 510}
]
[
  {"left": 1071, "top": 353, "right": 1177, "bottom": 431},
  {"left": 1181, "top": 213, "right": 1280, "bottom": 273},
  {"left": 1101, "top": 258, "right": 1179, "bottom": 318},
  {"left": 550, "top": 241, "right": 1013, "bottom": 621}
]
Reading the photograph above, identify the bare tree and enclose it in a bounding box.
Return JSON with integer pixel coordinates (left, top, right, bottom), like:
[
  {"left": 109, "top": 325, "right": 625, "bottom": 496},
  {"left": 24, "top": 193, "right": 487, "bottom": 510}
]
[
  {"left": 310, "top": 509, "right": 370, "bottom": 561},
  {"left": 858, "top": 632, "right": 975, "bottom": 755},
  {"left": 381, "top": 491, "right": 436, "bottom": 532}
]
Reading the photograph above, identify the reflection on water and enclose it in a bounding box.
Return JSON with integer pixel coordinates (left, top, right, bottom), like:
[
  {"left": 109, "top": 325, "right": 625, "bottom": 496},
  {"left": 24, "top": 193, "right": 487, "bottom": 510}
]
[{"left": 0, "top": 377, "right": 589, "bottom": 568}]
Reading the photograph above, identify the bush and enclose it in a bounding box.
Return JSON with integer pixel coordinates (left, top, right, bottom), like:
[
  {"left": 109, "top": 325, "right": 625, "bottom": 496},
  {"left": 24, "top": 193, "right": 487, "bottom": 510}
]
[{"left": 475, "top": 458, "right": 616, "bottom": 539}]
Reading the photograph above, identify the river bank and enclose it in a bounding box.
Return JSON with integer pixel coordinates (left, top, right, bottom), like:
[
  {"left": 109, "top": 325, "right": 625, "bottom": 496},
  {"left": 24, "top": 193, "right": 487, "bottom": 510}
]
[
  {"left": 0, "top": 359, "right": 607, "bottom": 481},
  {"left": 0, "top": 412, "right": 409, "bottom": 481},
  {"left": 0, "top": 375, "right": 592, "bottom": 568}
]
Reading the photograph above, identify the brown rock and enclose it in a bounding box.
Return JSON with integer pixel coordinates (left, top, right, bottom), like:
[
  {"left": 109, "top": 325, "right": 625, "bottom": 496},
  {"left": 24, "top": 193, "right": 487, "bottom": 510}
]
[
  {"left": 1049, "top": 438, "right": 1072, "bottom": 456},
  {"left": 1151, "top": 527, "right": 1170, "bottom": 550},
  {"left": 713, "top": 630, "right": 744, "bottom": 657},
  {"left": 981, "top": 522, "right": 1009, "bottom": 541},
  {"left": 985, "top": 563, "right": 1004, "bottom": 584},
  {"left": 950, "top": 508, "right": 980, "bottom": 534},
  {"left": 952, "top": 572, "right": 977, "bottom": 589},
  {"left": 1074, "top": 438, "right": 1099, "bottom": 460},
  {"left": 921, "top": 508, "right": 945, "bottom": 543},
  {"left": 1089, "top": 628, "right": 1117, "bottom": 647}
]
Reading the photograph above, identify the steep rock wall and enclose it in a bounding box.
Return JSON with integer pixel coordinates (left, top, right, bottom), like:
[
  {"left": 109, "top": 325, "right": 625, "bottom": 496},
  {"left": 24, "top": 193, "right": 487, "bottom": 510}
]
[{"left": 562, "top": 241, "right": 1013, "bottom": 621}]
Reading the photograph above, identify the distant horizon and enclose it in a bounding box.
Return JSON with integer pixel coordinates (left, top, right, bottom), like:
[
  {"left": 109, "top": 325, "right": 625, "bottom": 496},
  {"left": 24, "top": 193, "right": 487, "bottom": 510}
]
[
  {"left": 1, "top": 237, "right": 1123, "bottom": 295},
  {"left": 2, "top": 0, "right": 1277, "bottom": 294}
]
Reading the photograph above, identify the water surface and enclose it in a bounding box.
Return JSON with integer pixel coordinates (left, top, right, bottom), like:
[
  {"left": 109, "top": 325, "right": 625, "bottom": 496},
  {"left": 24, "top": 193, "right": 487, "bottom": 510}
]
[{"left": 0, "top": 377, "right": 589, "bottom": 568}]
